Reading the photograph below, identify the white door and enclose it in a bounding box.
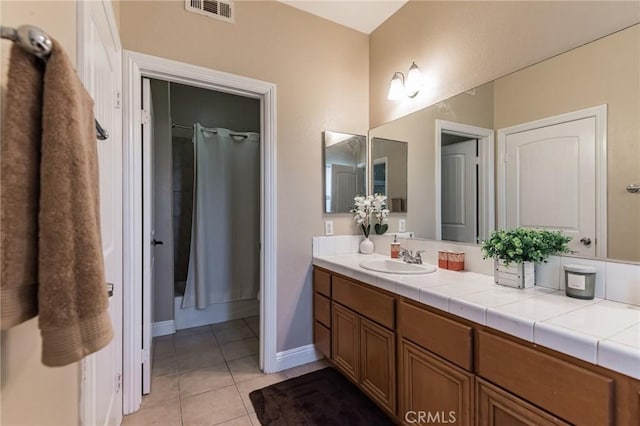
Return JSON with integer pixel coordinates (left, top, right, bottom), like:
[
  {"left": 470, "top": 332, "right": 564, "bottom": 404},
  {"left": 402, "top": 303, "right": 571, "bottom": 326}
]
[
  {"left": 503, "top": 117, "right": 596, "bottom": 256},
  {"left": 77, "top": 2, "right": 122, "bottom": 425},
  {"left": 141, "top": 78, "right": 155, "bottom": 394},
  {"left": 332, "top": 164, "right": 358, "bottom": 212},
  {"left": 442, "top": 139, "right": 477, "bottom": 243}
]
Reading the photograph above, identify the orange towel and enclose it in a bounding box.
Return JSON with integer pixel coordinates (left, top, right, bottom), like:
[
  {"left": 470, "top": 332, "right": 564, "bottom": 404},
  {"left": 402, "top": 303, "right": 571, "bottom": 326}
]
[{"left": 1, "top": 40, "right": 113, "bottom": 366}]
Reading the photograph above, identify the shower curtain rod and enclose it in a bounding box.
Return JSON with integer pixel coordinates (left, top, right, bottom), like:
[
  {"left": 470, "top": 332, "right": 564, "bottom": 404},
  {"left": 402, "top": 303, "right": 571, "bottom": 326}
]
[
  {"left": 171, "top": 122, "right": 249, "bottom": 139},
  {"left": 1, "top": 25, "right": 109, "bottom": 141}
]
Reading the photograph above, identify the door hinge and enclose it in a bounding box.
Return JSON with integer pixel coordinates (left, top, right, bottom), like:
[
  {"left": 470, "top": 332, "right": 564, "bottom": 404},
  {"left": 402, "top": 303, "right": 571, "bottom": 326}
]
[
  {"left": 141, "top": 109, "right": 150, "bottom": 125},
  {"left": 115, "top": 373, "right": 122, "bottom": 393},
  {"left": 141, "top": 348, "right": 150, "bottom": 363},
  {"left": 115, "top": 91, "right": 121, "bottom": 109}
]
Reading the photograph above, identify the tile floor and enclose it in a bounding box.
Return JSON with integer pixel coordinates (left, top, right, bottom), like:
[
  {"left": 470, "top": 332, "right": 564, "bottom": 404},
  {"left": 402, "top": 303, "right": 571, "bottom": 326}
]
[{"left": 123, "top": 316, "right": 329, "bottom": 426}]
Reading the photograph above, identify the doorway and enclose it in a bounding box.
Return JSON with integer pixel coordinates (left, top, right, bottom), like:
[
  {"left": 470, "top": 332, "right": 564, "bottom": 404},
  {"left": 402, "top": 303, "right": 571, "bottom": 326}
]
[
  {"left": 435, "top": 120, "right": 494, "bottom": 243},
  {"left": 122, "top": 51, "right": 277, "bottom": 414},
  {"left": 441, "top": 135, "right": 479, "bottom": 243},
  {"left": 149, "top": 80, "right": 261, "bottom": 330}
]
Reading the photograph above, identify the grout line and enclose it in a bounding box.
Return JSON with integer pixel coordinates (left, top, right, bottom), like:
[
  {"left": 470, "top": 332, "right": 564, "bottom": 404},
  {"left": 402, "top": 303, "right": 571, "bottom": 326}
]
[
  {"left": 151, "top": 320, "right": 262, "bottom": 424},
  {"left": 212, "top": 414, "right": 250, "bottom": 426}
]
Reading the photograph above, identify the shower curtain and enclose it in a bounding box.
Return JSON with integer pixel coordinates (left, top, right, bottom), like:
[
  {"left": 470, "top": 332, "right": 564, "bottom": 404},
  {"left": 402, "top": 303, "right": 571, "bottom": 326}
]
[{"left": 182, "top": 123, "right": 260, "bottom": 309}]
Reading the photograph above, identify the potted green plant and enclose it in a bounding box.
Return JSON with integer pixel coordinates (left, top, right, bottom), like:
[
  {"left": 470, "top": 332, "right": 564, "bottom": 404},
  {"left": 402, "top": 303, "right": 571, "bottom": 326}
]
[{"left": 481, "top": 228, "right": 571, "bottom": 288}]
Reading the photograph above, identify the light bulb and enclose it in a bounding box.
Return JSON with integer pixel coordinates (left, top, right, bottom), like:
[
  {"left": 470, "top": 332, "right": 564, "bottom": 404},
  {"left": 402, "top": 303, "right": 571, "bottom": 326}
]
[
  {"left": 405, "top": 62, "right": 422, "bottom": 98},
  {"left": 387, "top": 73, "right": 404, "bottom": 101}
]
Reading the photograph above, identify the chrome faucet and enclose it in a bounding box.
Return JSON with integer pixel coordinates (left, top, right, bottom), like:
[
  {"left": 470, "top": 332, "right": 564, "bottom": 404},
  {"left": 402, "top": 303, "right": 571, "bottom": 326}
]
[{"left": 398, "top": 248, "right": 425, "bottom": 264}]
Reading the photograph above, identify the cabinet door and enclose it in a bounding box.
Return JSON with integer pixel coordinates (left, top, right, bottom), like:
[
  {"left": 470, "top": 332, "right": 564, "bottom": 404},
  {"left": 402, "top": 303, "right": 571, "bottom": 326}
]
[
  {"left": 360, "top": 317, "right": 396, "bottom": 414},
  {"left": 400, "top": 339, "right": 473, "bottom": 426},
  {"left": 476, "top": 378, "right": 570, "bottom": 426},
  {"left": 332, "top": 302, "right": 359, "bottom": 382}
]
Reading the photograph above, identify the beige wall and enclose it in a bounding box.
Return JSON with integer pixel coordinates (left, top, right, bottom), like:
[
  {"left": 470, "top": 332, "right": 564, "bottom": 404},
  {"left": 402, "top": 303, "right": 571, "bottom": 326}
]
[
  {"left": 494, "top": 25, "right": 640, "bottom": 261},
  {"left": 1, "top": 3, "right": 80, "bottom": 425},
  {"left": 370, "top": 1, "right": 640, "bottom": 128},
  {"left": 119, "top": 0, "right": 370, "bottom": 351}
]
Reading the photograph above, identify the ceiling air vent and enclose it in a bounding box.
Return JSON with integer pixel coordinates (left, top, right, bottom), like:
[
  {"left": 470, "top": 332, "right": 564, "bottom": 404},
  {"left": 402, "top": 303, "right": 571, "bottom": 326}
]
[{"left": 185, "top": 0, "right": 234, "bottom": 24}]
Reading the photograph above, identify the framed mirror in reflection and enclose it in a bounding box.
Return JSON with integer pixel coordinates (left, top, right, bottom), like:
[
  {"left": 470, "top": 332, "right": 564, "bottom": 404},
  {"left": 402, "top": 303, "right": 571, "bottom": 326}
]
[
  {"left": 369, "top": 24, "right": 639, "bottom": 262},
  {"left": 371, "top": 137, "right": 408, "bottom": 213},
  {"left": 323, "top": 131, "right": 367, "bottom": 214}
]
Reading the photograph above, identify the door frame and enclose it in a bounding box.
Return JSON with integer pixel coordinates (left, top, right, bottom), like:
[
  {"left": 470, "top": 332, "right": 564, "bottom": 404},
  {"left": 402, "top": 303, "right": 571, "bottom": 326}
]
[
  {"left": 121, "top": 50, "right": 278, "bottom": 414},
  {"left": 496, "top": 105, "right": 607, "bottom": 257},
  {"left": 77, "top": 1, "right": 123, "bottom": 424},
  {"left": 435, "top": 120, "right": 494, "bottom": 242}
]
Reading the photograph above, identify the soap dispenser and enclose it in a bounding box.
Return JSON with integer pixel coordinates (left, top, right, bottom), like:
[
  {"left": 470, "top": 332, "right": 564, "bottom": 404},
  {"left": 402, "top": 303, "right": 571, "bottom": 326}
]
[{"left": 391, "top": 235, "right": 401, "bottom": 259}]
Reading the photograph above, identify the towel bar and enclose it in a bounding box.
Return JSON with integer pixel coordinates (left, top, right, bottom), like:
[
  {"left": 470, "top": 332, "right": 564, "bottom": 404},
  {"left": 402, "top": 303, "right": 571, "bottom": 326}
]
[{"left": 1, "top": 24, "right": 109, "bottom": 141}]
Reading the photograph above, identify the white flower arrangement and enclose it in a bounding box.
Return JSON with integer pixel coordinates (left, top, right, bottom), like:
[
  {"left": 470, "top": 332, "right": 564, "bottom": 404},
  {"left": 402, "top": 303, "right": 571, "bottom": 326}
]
[{"left": 351, "top": 194, "right": 390, "bottom": 237}]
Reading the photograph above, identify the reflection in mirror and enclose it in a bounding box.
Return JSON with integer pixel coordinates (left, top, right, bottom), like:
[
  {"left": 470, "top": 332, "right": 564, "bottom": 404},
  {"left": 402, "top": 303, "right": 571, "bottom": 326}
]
[
  {"left": 437, "top": 121, "right": 494, "bottom": 244},
  {"left": 371, "top": 138, "right": 408, "bottom": 212},
  {"left": 369, "top": 24, "right": 639, "bottom": 262},
  {"left": 323, "top": 131, "right": 367, "bottom": 213}
]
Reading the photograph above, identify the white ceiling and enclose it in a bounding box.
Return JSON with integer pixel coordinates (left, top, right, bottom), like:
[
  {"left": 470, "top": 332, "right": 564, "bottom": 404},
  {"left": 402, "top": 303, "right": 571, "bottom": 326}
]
[{"left": 280, "top": 1, "right": 409, "bottom": 34}]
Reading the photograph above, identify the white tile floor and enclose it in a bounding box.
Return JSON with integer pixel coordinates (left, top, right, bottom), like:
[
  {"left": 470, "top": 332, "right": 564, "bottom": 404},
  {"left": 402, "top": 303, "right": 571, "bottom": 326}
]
[{"left": 123, "top": 316, "right": 329, "bottom": 426}]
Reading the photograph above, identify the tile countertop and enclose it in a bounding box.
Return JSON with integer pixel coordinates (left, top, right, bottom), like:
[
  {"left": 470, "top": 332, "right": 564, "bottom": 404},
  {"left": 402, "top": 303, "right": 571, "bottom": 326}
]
[{"left": 312, "top": 253, "right": 640, "bottom": 380}]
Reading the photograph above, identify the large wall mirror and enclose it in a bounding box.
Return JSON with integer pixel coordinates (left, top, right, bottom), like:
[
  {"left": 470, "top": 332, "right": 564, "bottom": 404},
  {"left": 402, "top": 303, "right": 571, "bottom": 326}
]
[
  {"left": 369, "top": 24, "right": 639, "bottom": 262},
  {"left": 371, "top": 137, "right": 408, "bottom": 212},
  {"left": 323, "top": 131, "right": 367, "bottom": 213}
]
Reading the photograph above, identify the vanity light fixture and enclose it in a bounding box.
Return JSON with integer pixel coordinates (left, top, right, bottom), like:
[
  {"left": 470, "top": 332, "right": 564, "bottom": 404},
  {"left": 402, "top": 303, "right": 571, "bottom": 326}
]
[{"left": 388, "top": 62, "right": 422, "bottom": 100}]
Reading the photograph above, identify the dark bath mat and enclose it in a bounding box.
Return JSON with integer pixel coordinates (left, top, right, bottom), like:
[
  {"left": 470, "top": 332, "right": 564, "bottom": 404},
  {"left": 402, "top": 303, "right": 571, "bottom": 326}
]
[{"left": 249, "top": 367, "right": 394, "bottom": 426}]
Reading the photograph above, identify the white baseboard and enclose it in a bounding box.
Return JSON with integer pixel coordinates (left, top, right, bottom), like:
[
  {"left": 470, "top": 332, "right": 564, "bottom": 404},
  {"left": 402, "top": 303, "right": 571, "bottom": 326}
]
[
  {"left": 275, "top": 344, "right": 322, "bottom": 372},
  {"left": 174, "top": 297, "right": 259, "bottom": 330},
  {"left": 152, "top": 320, "right": 176, "bottom": 337}
]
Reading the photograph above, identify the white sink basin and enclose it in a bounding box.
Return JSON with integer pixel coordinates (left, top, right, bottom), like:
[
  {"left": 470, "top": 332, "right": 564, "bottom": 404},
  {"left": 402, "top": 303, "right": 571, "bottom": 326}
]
[{"left": 359, "top": 259, "right": 437, "bottom": 275}]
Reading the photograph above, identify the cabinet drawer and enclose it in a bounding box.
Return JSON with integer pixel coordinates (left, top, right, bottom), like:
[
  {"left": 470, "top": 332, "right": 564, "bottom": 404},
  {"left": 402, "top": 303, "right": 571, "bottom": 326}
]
[
  {"left": 314, "top": 292, "right": 331, "bottom": 327},
  {"left": 332, "top": 276, "right": 394, "bottom": 329},
  {"left": 399, "top": 300, "right": 473, "bottom": 371},
  {"left": 478, "top": 330, "right": 614, "bottom": 425},
  {"left": 314, "top": 321, "right": 331, "bottom": 359},
  {"left": 476, "top": 378, "right": 569, "bottom": 426},
  {"left": 313, "top": 268, "right": 331, "bottom": 297}
]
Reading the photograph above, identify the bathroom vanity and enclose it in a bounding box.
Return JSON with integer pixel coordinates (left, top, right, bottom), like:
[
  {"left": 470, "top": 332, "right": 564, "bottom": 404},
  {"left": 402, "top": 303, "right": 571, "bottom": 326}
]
[{"left": 312, "top": 254, "right": 640, "bottom": 425}]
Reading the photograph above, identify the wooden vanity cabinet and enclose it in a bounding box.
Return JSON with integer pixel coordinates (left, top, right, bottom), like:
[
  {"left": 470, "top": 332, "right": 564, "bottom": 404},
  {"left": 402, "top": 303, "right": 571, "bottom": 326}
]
[
  {"left": 328, "top": 274, "right": 397, "bottom": 415},
  {"left": 312, "top": 266, "right": 640, "bottom": 425},
  {"left": 313, "top": 268, "right": 332, "bottom": 358}
]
